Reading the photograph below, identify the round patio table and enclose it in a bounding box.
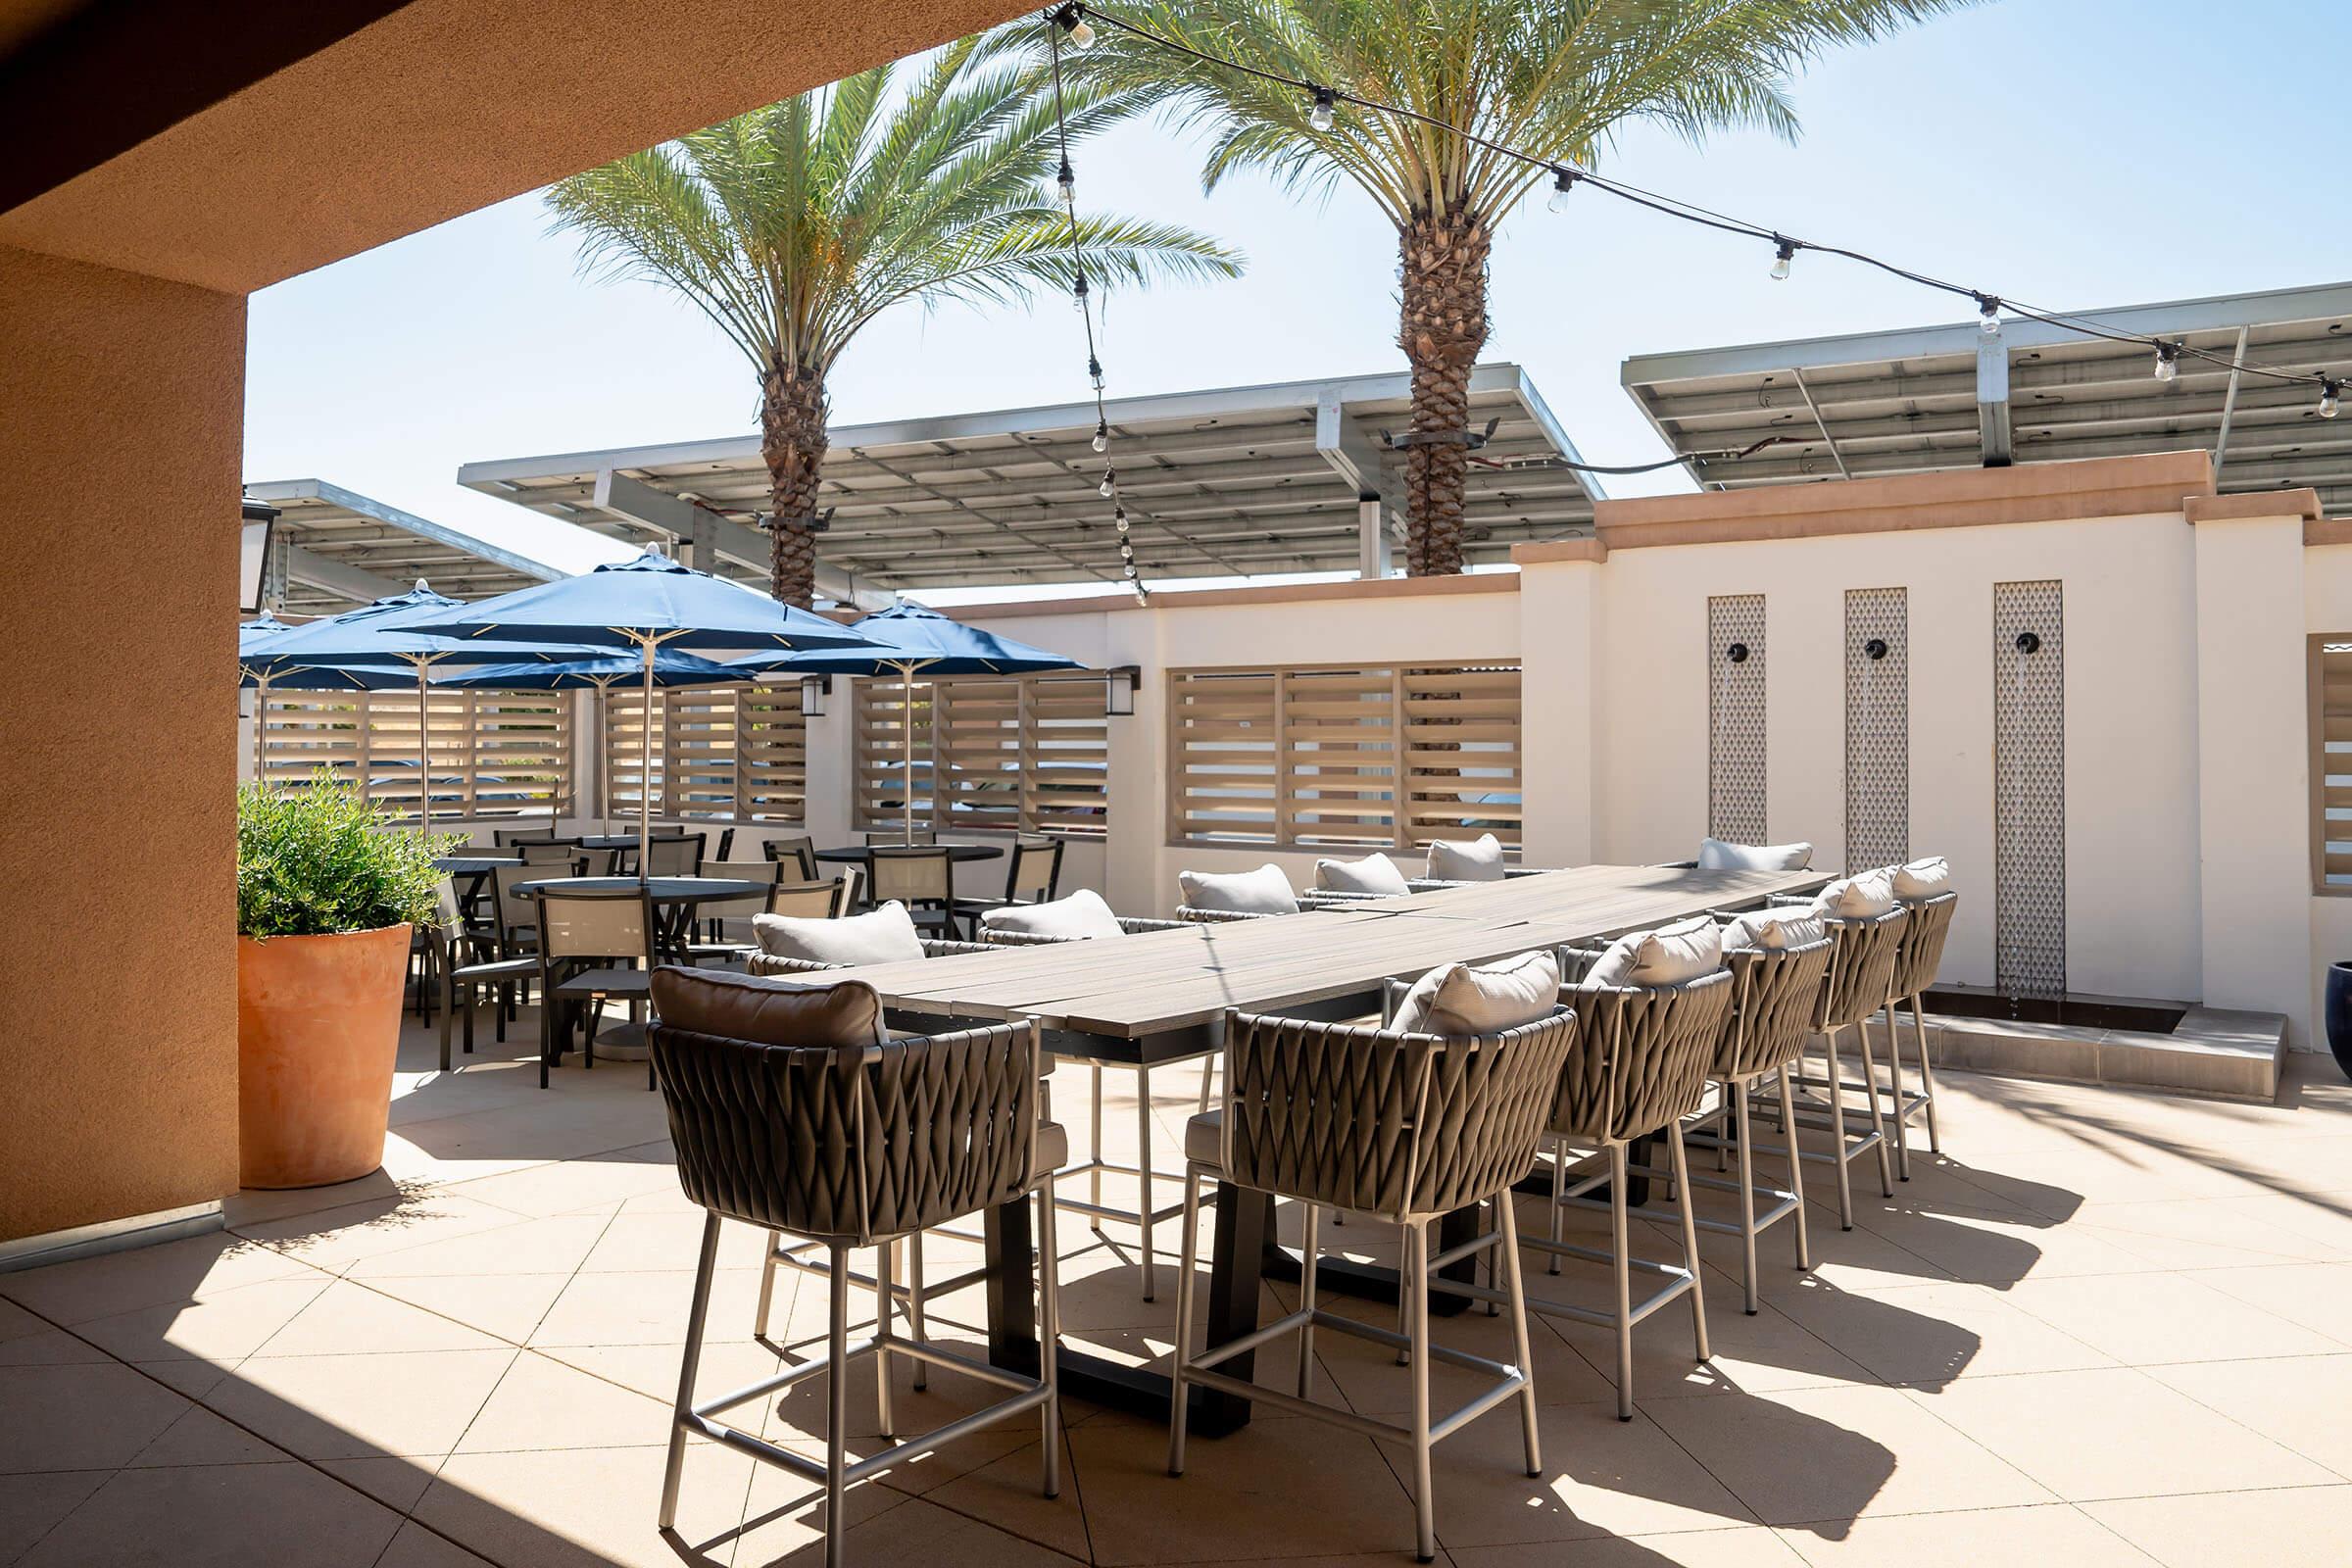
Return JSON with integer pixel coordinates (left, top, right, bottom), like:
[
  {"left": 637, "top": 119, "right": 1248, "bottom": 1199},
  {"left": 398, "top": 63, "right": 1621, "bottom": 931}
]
[{"left": 812, "top": 843, "right": 1004, "bottom": 865}]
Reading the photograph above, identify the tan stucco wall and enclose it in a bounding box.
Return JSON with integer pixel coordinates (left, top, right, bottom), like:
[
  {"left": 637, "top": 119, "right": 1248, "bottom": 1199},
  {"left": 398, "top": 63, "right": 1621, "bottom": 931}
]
[{"left": 0, "top": 243, "right": 244, "bottom": 1239}]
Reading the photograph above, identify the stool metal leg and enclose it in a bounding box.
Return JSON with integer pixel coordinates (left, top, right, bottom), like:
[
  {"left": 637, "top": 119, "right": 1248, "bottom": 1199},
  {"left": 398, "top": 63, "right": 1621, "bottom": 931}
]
[
  {"left": 824, "top": 1245, "right": 850, "bottom": 1568},
  {"left": 1610, "top": 1142, "right": 1634, "bottom": 1421},
  {"left": 1036, "top": 1176, "right": 1062, "bottom": 1499},
  {"left": 1824, "top": 1027, "right": 1855, "bottom": 1230},
  {"left": 1547, "top": 1137, "right": 1567, "bottom": 1276},
  {"left": 754, "top": 1232, "right": 782, "bottom": 1340},
  {"left": 1297, "top": 1200, "right": 1320, "bottom": 1401},
  {"left": 1090, "top": 1064, "right": 1105, "bottom": 1222},
  {"left": 1669, "top": 1126, "right": 1710, "bottom": 1365},
  {"left": 1198, "top": 1054, "right": 1215, "bottom": 1113},
  {"left": 906, "top": 1233, "right": 928, "bottom": 1393},
  {"left": 874, "top": 1240, "right": 897, "bottom": 1440},
  {"left": 1734, "top": 1084, "right": 1760, "bottom": 1315},
  {"left": 1879, "top": 1007, "right": 1913, "bottom": 1181},
  {"left": 1911, "top": 995, "right": 1942, "bottom": 1153},
  {"left": 1780, "top": 1065, "right": 1812, "bottom": 1271},
  {"left": 1167, "top": 1165, "right": 1202, "bottom": 1477},
  {"left": 657, "top": 1211, "right": 720, "bottom": 1532},
  {"left": 1137, "top": 1062, "right": 1156, "bottom": 1301},
  {"left": 1855, "top": 1022, "right": 1896, "bottom": 1200},
  {"left": 1405, "top": 1217, "right": 1436, "bottom": 1564},
  {"left": 1495, "top": 1196, "right": 1541, "bottom": 1478}
]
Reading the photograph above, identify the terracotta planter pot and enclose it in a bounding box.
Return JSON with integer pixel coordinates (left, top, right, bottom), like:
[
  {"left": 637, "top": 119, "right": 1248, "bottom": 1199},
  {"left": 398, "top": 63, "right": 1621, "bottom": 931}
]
[{"left": 237, "top": 923, "right": 412, "bottom": 1189}]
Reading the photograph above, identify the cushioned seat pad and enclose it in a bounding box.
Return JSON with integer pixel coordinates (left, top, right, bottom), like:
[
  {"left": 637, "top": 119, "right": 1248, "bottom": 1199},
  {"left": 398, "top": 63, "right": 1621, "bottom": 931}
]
[{"left": 1185, "top": 1108, "right": 1222, "bottom": 1167}]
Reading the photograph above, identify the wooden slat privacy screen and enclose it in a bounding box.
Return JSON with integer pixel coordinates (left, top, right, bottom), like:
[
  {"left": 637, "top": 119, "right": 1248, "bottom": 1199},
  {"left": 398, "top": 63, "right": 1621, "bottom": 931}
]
[
  {"left": 605, "top": 683, "right": 807, "bottom": 821},
  {"left": 2312, "top": 637, "right": 2352, "bottom": 890},
  {"left": 257, "top": 688, "right": 573, "bottom": 818},
  {"left": 851, "top": 674, "right": 1109, "bottom": 836},
  {"left": 1167, "top": 662, "right": 1523, "bottom": 852}
]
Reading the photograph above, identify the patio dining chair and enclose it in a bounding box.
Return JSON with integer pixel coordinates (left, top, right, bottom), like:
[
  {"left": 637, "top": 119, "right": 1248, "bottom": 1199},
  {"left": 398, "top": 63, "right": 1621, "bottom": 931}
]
[
  {"left": 426, "top": 878, "right": 540, "bottom": 1072},
  {"left": 517, "top": 837, "right": 585, "bottom": 865},
  {"left": 683, "top": 858, "right": 785, "bottom": 957},
  {"left": 492, "top": 825, "right": 558, "bottom": 849},
  {"left": 865, "top": 828, "right": 938, "bottom": 846},
  {"left": 639, "top": 833, "right": 705, "bottom": 878},
  {"left": 532, "top": 883, "right": 657, "bottom": 1090},
  {"left": 1169, "top": 996, "right": 1576, "bottom": 1562},
  {"left": 760, "top": 833, "right": 819, "bottom": 880},
  {"left": 864, "top": 845, "right": 961, "bottom": 940},
  {"left": 647, "top": 968, "right": 1064, "bottom": 1568},
  {"left": 961, "top": 834, "right": 1064, "bottom": 918}
]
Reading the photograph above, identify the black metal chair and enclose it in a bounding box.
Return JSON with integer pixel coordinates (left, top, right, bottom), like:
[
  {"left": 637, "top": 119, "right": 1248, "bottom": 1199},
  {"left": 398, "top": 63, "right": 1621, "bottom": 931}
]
[{"left": 531, "top": 883, "right": 658, "bottom": 1090}]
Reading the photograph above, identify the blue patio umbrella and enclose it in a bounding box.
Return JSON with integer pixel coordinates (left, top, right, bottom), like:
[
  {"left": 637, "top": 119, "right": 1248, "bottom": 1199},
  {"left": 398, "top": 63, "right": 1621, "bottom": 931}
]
[
  {"left": 408, "top": 548, "right": 882, "bottom": 870},
  {"left": 731, "top": 600, "right": 1085, "bottom": 840},
  {"left": 242, "top": 583, "right": 607, "bottom": 823}
]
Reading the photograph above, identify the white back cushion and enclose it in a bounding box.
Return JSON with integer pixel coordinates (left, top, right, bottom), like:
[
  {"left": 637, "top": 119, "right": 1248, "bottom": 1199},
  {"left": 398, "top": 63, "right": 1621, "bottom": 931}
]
[
  {"left": 1582, "top": 915, "right": 1724, "bottom": 990},
  {"left": 981, "top": 888, "right": 1126, "bottom": 940},
  {"left": 1426, "top": 834, "right": 1506, "bottom": 882},
  {"left": 1722, "top": 908, "right": 1829, "bottom": 953},
  {"left": 1697, "top": 838, "right": 1814, "bottom": 871},
  {"left": 1315, "top": 852, "right": 1411, "bottom": 897},
  {"left": 1392, "top": 949, "right": 1560, "bottom": 1036},
  {"left": 1812, "top": 870, "right": 1896, "bottom": 919},
  {"left": 1889, "top": 857, "right": 1951, "bottom": 903},
  {"left": 1178, "top": 863, "right": 1298, "bottom": 915},
  {"left": 753, "top": 900, "right": 926, "bottom": 965}
]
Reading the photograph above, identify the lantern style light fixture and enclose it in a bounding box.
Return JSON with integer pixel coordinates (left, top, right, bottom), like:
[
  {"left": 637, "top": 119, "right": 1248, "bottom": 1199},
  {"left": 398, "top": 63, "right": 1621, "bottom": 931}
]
[
  {"left": 239, "top": 498, "right": 279, "bottom": 615},
  {"left": 1104, "top": 664, "right": 1140, "bottom": 717},
  {"left": 799, "top": 673, "right": 831, "bottom": 717}
]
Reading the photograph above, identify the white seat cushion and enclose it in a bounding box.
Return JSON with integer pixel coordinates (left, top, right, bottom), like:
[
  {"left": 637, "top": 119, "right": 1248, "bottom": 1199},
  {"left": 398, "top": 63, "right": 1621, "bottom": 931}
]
[
  {"left": 1889, "top": 857, "right": 1951, "bottom": 903},
  {"left": 752, "top": 900, "right": 926, "bottom": 965},
  {"left": 980, "top": 888, "right": 1125, "bottom": 940},
  {"left": 1697, "top": 838, "right": 1814, "bottom": 872},
  {"left": 1722, "top": 908, "right": 1829, "bottom": 953},
  {"left": 1185, "top": 1108, "right": 1223, "bottom": 1167},
  {"left": 1391, "top": 949, "right": 1561, "bottom": 1036},
  {"left": 1582, "top": 915, "right": 1724, "bottom": 989},
  {"left": 1812, "top": 870, "right": 1896, "bottom": 919},
  {"left": 1426, "top": 833, "right": 1507, "bottom": 882},
  {"left": 1314, "top": 852, "right": 1411, "bottom": 897},
  {"left": 1178, "top": 863, "right": 1299, "bottom": 916}
]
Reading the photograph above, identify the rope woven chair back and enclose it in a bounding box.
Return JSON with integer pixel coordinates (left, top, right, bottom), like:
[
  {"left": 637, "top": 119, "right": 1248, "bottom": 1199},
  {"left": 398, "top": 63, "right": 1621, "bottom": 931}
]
[
  {"left": 517, "top": 838, "right": 583, "bottom": 864},
  {"left": 869, "top": 847, "right": 952, "bottom": 905},
  {"left": 761, "top": 835, "right": 818, "bottom": 879},
  {"left": 648, "top": 970, "right": 1037, "bottom": 1245},
  {"left": 701, "top": 860, "right": 784, "bottom": 919},
  {"left": 1818, "top": 908, "right": 1909, "bottom": 1030},
  {"left": 766, "top": 879, "right": 850, "bottom": 920},
  {"left": 644, "top": 835, "right": 704, "bottom": 878},
  {"left": 1220, "top": 1009, "right": 1577, "bottom": 1223},
  {"left": 1889, "top": 892, "right": 1957, "bottom": 998},
  {"left": 1005, "top": 838, "right": 1062, "bottom": 902},
  {"left": 1717, "top": 938, "right": 1835, "bottom": 1079},
  {"left": 537, "top": 889, "right": 651, "bottom": 964},
  {"left": 1549, "top": 968, "right": 1735, "bottom": 1146}
]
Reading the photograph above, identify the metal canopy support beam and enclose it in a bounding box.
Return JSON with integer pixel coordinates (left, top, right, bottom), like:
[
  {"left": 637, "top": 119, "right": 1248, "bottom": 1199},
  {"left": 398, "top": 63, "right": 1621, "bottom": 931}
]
[
  {"left": 1976, "top": 336, "right": 2014, "bottom": 467},
  {"left": 281, "top": 540, "right": 402, "bottom": 605},
  {"left": 1791, "top": 368, "right": 1851, "bottom": 479},
  {"left": 593, "top": 468, "right": 889, "bottom": 609},
  {"left": 2212, "top": 325, "right": 2250, "bottom": 481},
  {"left": 1357, "top": 497, "right": 1391, "bottom": 580},
  {"left": 1317, "top": 389, "right": 1393, "bottom": 581}
]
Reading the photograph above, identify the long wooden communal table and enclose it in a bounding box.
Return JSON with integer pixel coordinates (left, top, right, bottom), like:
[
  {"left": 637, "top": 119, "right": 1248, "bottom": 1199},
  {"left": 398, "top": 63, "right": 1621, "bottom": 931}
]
[{"left": 827, "top": 863, "right": 1828, "bottom": 1436}]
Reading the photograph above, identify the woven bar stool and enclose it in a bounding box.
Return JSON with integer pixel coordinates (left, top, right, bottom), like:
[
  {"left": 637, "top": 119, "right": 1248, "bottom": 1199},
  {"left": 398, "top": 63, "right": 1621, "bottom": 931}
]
[
  {"left": 646, "top": 967, "right": 1066, "bottom": 1568},
  {"left": 1169, "top": 999, "right": 1577, "bottom": 1562},
  {"left": 1523, "top": 955, "right": 1732, "bottom": 1420},
  {"left": 1876, "top": 864, "right": 1958, "bottom": 1180},
  {"left": 1787, "top": 897, "right": 1909, "bottom": 1229}
]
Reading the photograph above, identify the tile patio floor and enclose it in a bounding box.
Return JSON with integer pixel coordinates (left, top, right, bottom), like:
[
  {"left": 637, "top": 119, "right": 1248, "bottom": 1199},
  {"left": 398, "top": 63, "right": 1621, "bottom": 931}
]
[{"left": 8, "top": 1009, "right": 2352, "bottom": 1567}]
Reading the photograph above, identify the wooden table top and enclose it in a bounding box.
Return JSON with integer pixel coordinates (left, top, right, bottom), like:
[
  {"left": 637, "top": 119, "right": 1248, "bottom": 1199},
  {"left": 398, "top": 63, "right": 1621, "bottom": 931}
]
[{"left": 826, "top": 863, "right": 1827, "bottom": 1038}]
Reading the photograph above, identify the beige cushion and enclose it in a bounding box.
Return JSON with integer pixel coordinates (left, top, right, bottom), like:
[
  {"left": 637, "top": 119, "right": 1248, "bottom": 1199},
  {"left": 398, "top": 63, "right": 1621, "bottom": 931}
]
[
  {"left": 981, "top": 888, "right": 1125, "bottom": 940},
  {"left": 1184, "top": 1108, "right": 1224, "bottom": 1167},
  {"left": 1582, "top": 915, "right": 1723, "bottom": 990},
  {"left": 1315, "top": 852, "right": 1410, "bottom": 897},
  {"left": 650, "top": 967, "right": 888, "bottom": 1047},
  {"left": 1391, "top": 949, "right": 1561, "bottom": 1036},
  {"left": 1426, "top": 833, "right": 1506, "bottom": 882},
  {"left": 1722, "top": 908, "right": 1828, "bottom": 953},
  {"left": 1889, "top": 857, "right": 1951, "bottom": 903},
  {"left": 1033, "top": 1120, "right": 1070, "bottom": 1184},
  {"left": 1698, "top": 838, "right": 1814, "bottom": 872},
  {"left": 1178, "top": 863, "right": 1298, "bottom": 916},
  {"left": 1812, "top": 870, "right": 1896, "bottom": 919},
  {"left": 752, "top": 900, "right": 925, "bottom": 965}
]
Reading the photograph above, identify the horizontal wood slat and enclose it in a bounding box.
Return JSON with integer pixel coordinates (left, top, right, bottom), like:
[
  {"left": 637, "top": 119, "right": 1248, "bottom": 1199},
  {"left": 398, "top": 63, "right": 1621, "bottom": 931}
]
[
  {"left": 606, "top": 683, "right": 807, "bottom": 822},
  {"left": 2314, "top": 636, "right": 2352, "bottom": 891},
  {"left": 1168, "top": 662, "right": 1523, "bottom": 855},
  {"left": 258, "top": 687, "right": 573, "bottom": 820},
  {"left": 853, "top": 672, "right": 1108, "bottom": 837}
]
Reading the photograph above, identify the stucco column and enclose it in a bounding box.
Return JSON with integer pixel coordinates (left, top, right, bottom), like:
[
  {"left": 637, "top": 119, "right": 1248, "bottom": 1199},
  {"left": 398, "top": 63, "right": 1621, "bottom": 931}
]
[
  {"left": 0, "top": 244, "right": 245, "bottom": 1243},
  {"left": 1510, "top": 541, "right": 1604, "bottom": 867},
  {"left": 2189, "top": 493, "right": 2318, "bottom": 1046}
]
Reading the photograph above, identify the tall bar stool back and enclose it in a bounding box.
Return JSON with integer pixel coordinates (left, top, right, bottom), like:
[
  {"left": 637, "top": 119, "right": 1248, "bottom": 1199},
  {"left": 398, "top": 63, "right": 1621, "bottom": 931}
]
[
  {"left": 1808, "top": 906, "right": 1910, "bottom": 1224},
  {"left": 1882, "top": 888, "right": 1958, "bottom": 1174}
]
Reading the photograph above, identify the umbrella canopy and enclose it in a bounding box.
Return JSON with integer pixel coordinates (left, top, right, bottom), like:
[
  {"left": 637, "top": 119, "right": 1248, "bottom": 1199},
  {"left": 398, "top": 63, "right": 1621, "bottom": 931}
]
[
  {"left": 431, "top": 650, "right": 747, "bottom": 690},
  {"left": 732, "top": 601, "right": 1086, "bottom": 840},
  {"left": 406, "top": 548, "right": 882, "bottom": 869}
]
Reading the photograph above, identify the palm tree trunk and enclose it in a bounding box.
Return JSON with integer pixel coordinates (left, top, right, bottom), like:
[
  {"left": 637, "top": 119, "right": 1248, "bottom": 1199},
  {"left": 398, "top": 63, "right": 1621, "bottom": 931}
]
[
  {"left": 1396, "top": 208, "right": 1491, "bottom": 577},
  {"left": 760, "top": 360, "right": 828, "bottom": 608}
]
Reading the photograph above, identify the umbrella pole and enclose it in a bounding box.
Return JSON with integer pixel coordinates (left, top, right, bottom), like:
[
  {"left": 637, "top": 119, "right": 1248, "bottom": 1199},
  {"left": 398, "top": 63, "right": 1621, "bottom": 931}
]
[
  {"left": 904, "top": 663, "right": 915, "bottom": 843},
  {"left": 640, "top": 637, "right": 655, "bottom": 882},
  {"left": 416, "top": 661, "right": 431, "bottom": 830}
]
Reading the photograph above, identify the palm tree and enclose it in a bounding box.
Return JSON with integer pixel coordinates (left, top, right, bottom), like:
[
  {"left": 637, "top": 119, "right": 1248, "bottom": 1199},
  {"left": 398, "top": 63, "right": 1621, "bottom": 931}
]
[
  {"left": 1071, "top": 0, "right": 1967, "bottom": 574},
  {"left": 549, "top": 35, "right": 1241, "bottom": 606}
]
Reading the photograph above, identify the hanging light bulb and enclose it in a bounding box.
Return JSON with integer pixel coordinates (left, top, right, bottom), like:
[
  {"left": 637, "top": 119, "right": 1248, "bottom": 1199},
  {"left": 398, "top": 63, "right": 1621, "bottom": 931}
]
[
  {"left": 1976, "top": 294, "right": 2001, "bottom": 336},
  {"left": 1099, "top": 468, "right": 1116, "bottom": 499},
  {"left": 1091, "top": 419, "right": 1108, "bottom": 454},
  {"left": 1071, "top": 267, "right": 1089, "bottom": 312},
  {"left": 2321, "top": 378, "right": 2342, "bottom": 419},
  {"left": 1769, "top": 237, "right": 1796, "bottom": 282},
  {"left": 2153, "top": 341, "right": 2180, "bottom": 382},
  {"left": 1308, "top": 87, "right": 1337, "bottom": 132},
  {"left": 1055, "top": 158, "right": 1076, "bottom": 209},
  {"left": 1051, "top": 3, "right": 1095, "bottom": 48},
  {"left": 1087, "top": 355, "right": 1104, "bottom": 392},
  {"left": 1122, "top": 563, "right": 1139, "bottom": 579},
  {"left": 1113, "top": 506, "right": 1129, "bottom": 531},
  {"left": 1546, "top": 168, "right": 1579, "bottom": 214}
]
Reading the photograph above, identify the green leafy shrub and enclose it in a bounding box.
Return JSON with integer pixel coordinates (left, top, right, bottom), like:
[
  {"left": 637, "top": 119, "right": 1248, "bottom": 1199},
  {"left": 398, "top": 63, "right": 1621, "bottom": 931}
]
[{"left": 237, "top": 770, "right": 462, "bottom": 939}]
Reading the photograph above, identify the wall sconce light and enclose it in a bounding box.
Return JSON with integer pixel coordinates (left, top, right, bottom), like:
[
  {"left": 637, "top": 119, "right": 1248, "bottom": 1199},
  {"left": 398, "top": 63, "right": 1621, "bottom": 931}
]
[
  {"left": 1104, "top": 664, "right": 1140, "bottom": 717},
  {"left": 1864, "top": 637, "right": 1888, "bottom": 662},
  {"left": 239, "top": 498, "right": 278, "bottom": 614},
  {"left": 1725, "top": 642, "right": 1750, "bottom": 664},
  {"left": 799, "top": 673, "right": 831, "bottom": 717},
  {"left": 2014, "top": 631, "right": 2042, "bottom": 656}
]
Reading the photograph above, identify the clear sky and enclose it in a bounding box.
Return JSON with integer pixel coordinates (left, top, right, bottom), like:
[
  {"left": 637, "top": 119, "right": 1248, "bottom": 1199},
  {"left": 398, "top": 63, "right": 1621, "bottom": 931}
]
[{"left": 243, "top": 0, "right": 2348, "bottom": 596}]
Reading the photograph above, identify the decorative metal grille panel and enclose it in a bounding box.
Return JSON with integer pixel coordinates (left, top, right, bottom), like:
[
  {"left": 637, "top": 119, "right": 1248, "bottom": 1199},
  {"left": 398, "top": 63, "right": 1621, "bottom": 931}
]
[
  {"left": 1993, "top": 580, "right": 2065, "bottom": 999},
  {"left": 1844, "top": 587, "right": 1910, "bottom": 872},
  {"left": 1708, "top": 596, "right": 1768, "bottom": 843}
]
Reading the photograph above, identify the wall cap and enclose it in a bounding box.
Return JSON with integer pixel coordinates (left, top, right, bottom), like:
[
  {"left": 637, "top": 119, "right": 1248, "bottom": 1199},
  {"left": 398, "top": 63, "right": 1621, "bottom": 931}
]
[
  {"left": 933, "top": 569, "right": 1520, "bottom": 619},
  {"left": 2182, "top": 489, "right": 2323, "bottom": 526},
  {"left": 2307, "top": 517, "right": 2352, "bottom": 548},
  {"left": 1593, "top": 451, "right": 2217, "bottom": 551},
  {"left": 1509, "top": 537, "right": 1608, "bottom": 566}
]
